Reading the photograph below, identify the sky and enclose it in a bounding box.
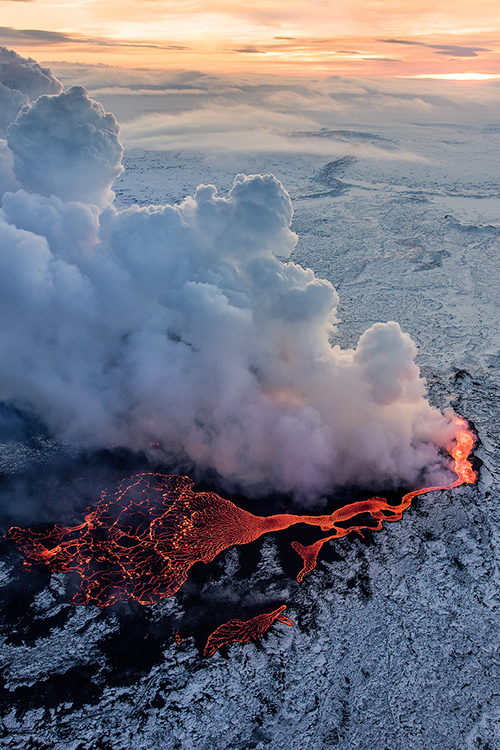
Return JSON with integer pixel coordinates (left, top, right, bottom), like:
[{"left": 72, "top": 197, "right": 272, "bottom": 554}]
[{"left": 1, "top": 0, "right": 500, "bottom": 78}]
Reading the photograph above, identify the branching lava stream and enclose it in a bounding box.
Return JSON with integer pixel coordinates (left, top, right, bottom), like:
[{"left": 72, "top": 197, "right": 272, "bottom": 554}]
[
  {"left": 7, "top": 416, "right": 476, "bottom": 652},
  {"left": 203, "top": 606, "right": 294, "bottom": 657}
]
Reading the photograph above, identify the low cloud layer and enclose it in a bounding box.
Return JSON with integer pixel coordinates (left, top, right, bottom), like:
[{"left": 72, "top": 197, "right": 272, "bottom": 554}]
[
  {"left": 0, "top": 50, "right": 459, "bottom": 502},
  {"left": 25, "top": 61, "right": 500, "bottom": 165},
  {"left": 49, "top": 62, "right": 500, "bottom": 139},
  {"left": 117, "top": 104, "right": 425, "bottom": 159}
]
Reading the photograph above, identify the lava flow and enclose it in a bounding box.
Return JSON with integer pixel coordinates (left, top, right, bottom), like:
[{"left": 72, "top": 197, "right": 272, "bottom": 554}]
[
  {"left": 203, "top": 605, "right": 294, "bottom": 657},
  {"left": 7, "top": 417, "right": 476, "bottom": 607},
  {"left": 291, "top": 416, "right": 477, "bottom": 581},
  {"left": 6, "top": 473, "right": 336, "bottom": 605}
]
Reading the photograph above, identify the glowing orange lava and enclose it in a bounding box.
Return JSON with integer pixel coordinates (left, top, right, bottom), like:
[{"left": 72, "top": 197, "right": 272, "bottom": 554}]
[
  {"left": 203, "top": 605, "right": 294, "bottom": 657},
  {"left": 291, "top": 416, "right": 476, "bottom": 581},
  {"left": 7, "top": 417, "right": 476, "bottom": 609},
  {"left": 7, "top": 473, "right": 337, "bottom": 605}
]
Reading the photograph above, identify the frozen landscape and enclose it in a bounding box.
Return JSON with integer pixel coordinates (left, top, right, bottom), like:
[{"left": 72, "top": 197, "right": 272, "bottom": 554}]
[{"left": 1, "top": 51, "right": 500, "bottom": 749}]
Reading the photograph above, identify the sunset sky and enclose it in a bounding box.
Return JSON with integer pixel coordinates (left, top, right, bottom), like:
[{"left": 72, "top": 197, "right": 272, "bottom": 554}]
[{"left": 2, "top": 0, "right": 500, "bottom": 78}]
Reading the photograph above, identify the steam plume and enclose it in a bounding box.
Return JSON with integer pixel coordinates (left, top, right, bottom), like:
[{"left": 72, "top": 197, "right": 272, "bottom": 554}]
[
  {"left": 7, "top": 86, "right": 123, "bottom": 207},
  {"left": 0, "top": 51, "right": 458, "bottom": 501},
  {"left": 0, "top": 46, "right": 62, "bottom": 136}
]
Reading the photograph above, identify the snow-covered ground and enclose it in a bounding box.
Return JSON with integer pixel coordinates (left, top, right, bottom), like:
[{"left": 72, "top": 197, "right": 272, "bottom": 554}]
[{"left": 2, "top": 123, "right": 500, "bottom": 749}]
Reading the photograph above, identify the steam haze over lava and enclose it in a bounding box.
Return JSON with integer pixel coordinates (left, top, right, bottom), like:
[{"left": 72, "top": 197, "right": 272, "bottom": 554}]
[{"left": 0, "top": 48, "right": 461, "bottom": 503}]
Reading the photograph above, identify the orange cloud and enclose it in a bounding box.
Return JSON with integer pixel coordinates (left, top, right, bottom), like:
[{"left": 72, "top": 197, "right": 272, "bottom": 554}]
[{"left": 0, "top": 0, "right": 498, "bottom": 76}]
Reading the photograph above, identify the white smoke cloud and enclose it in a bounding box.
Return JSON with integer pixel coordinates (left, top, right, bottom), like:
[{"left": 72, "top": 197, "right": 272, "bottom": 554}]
[
  {"left": 0, "top": 47, "right": 62, "bottom": 101},
  {"left": 7, "top": 86, "right": 123, "bottom": 207},
  {"left": 0, "top": 139, "right": 20, "bottom": 196},
  {"left": 0, "top": 82, "right": 28, "bottom": 137},
  {"left": 0, "top": 47, "right": 62, "bottom": 138},
  {"left": 0, "top": 53, "right": 459, "bottom": 502}
]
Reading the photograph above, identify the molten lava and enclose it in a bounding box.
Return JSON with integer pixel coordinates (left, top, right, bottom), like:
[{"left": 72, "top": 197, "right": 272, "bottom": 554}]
[
  {"left": 291, "top": 416, "right": 477, "bottom": 581},
  {"left": 6, "top": 472, "right": 341, "bottom": 605},
  {"left": 7, "top": 416, "right": 476, "bottom": 610},
  {"left": 203, "top": 605, "right": 294, "bottom": 657}
]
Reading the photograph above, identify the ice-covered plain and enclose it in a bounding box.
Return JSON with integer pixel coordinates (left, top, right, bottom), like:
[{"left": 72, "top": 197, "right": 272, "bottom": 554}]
[{"left": 1, "top": 77, "right": 500, "bottom": 749}]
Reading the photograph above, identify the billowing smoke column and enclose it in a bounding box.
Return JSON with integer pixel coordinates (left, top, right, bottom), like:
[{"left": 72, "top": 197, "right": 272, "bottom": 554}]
[
  {"left": 0, "top": 50, "right": 459, "bottom": 502},
  {"left": 0, "top": 47, "right": 63, "bottom": 195},
  {"left": 7, "top": 85, "right": 123, "bottom": 206},
  {"left": 0, "top": 47, "right": 62, "bottom": 136}
]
